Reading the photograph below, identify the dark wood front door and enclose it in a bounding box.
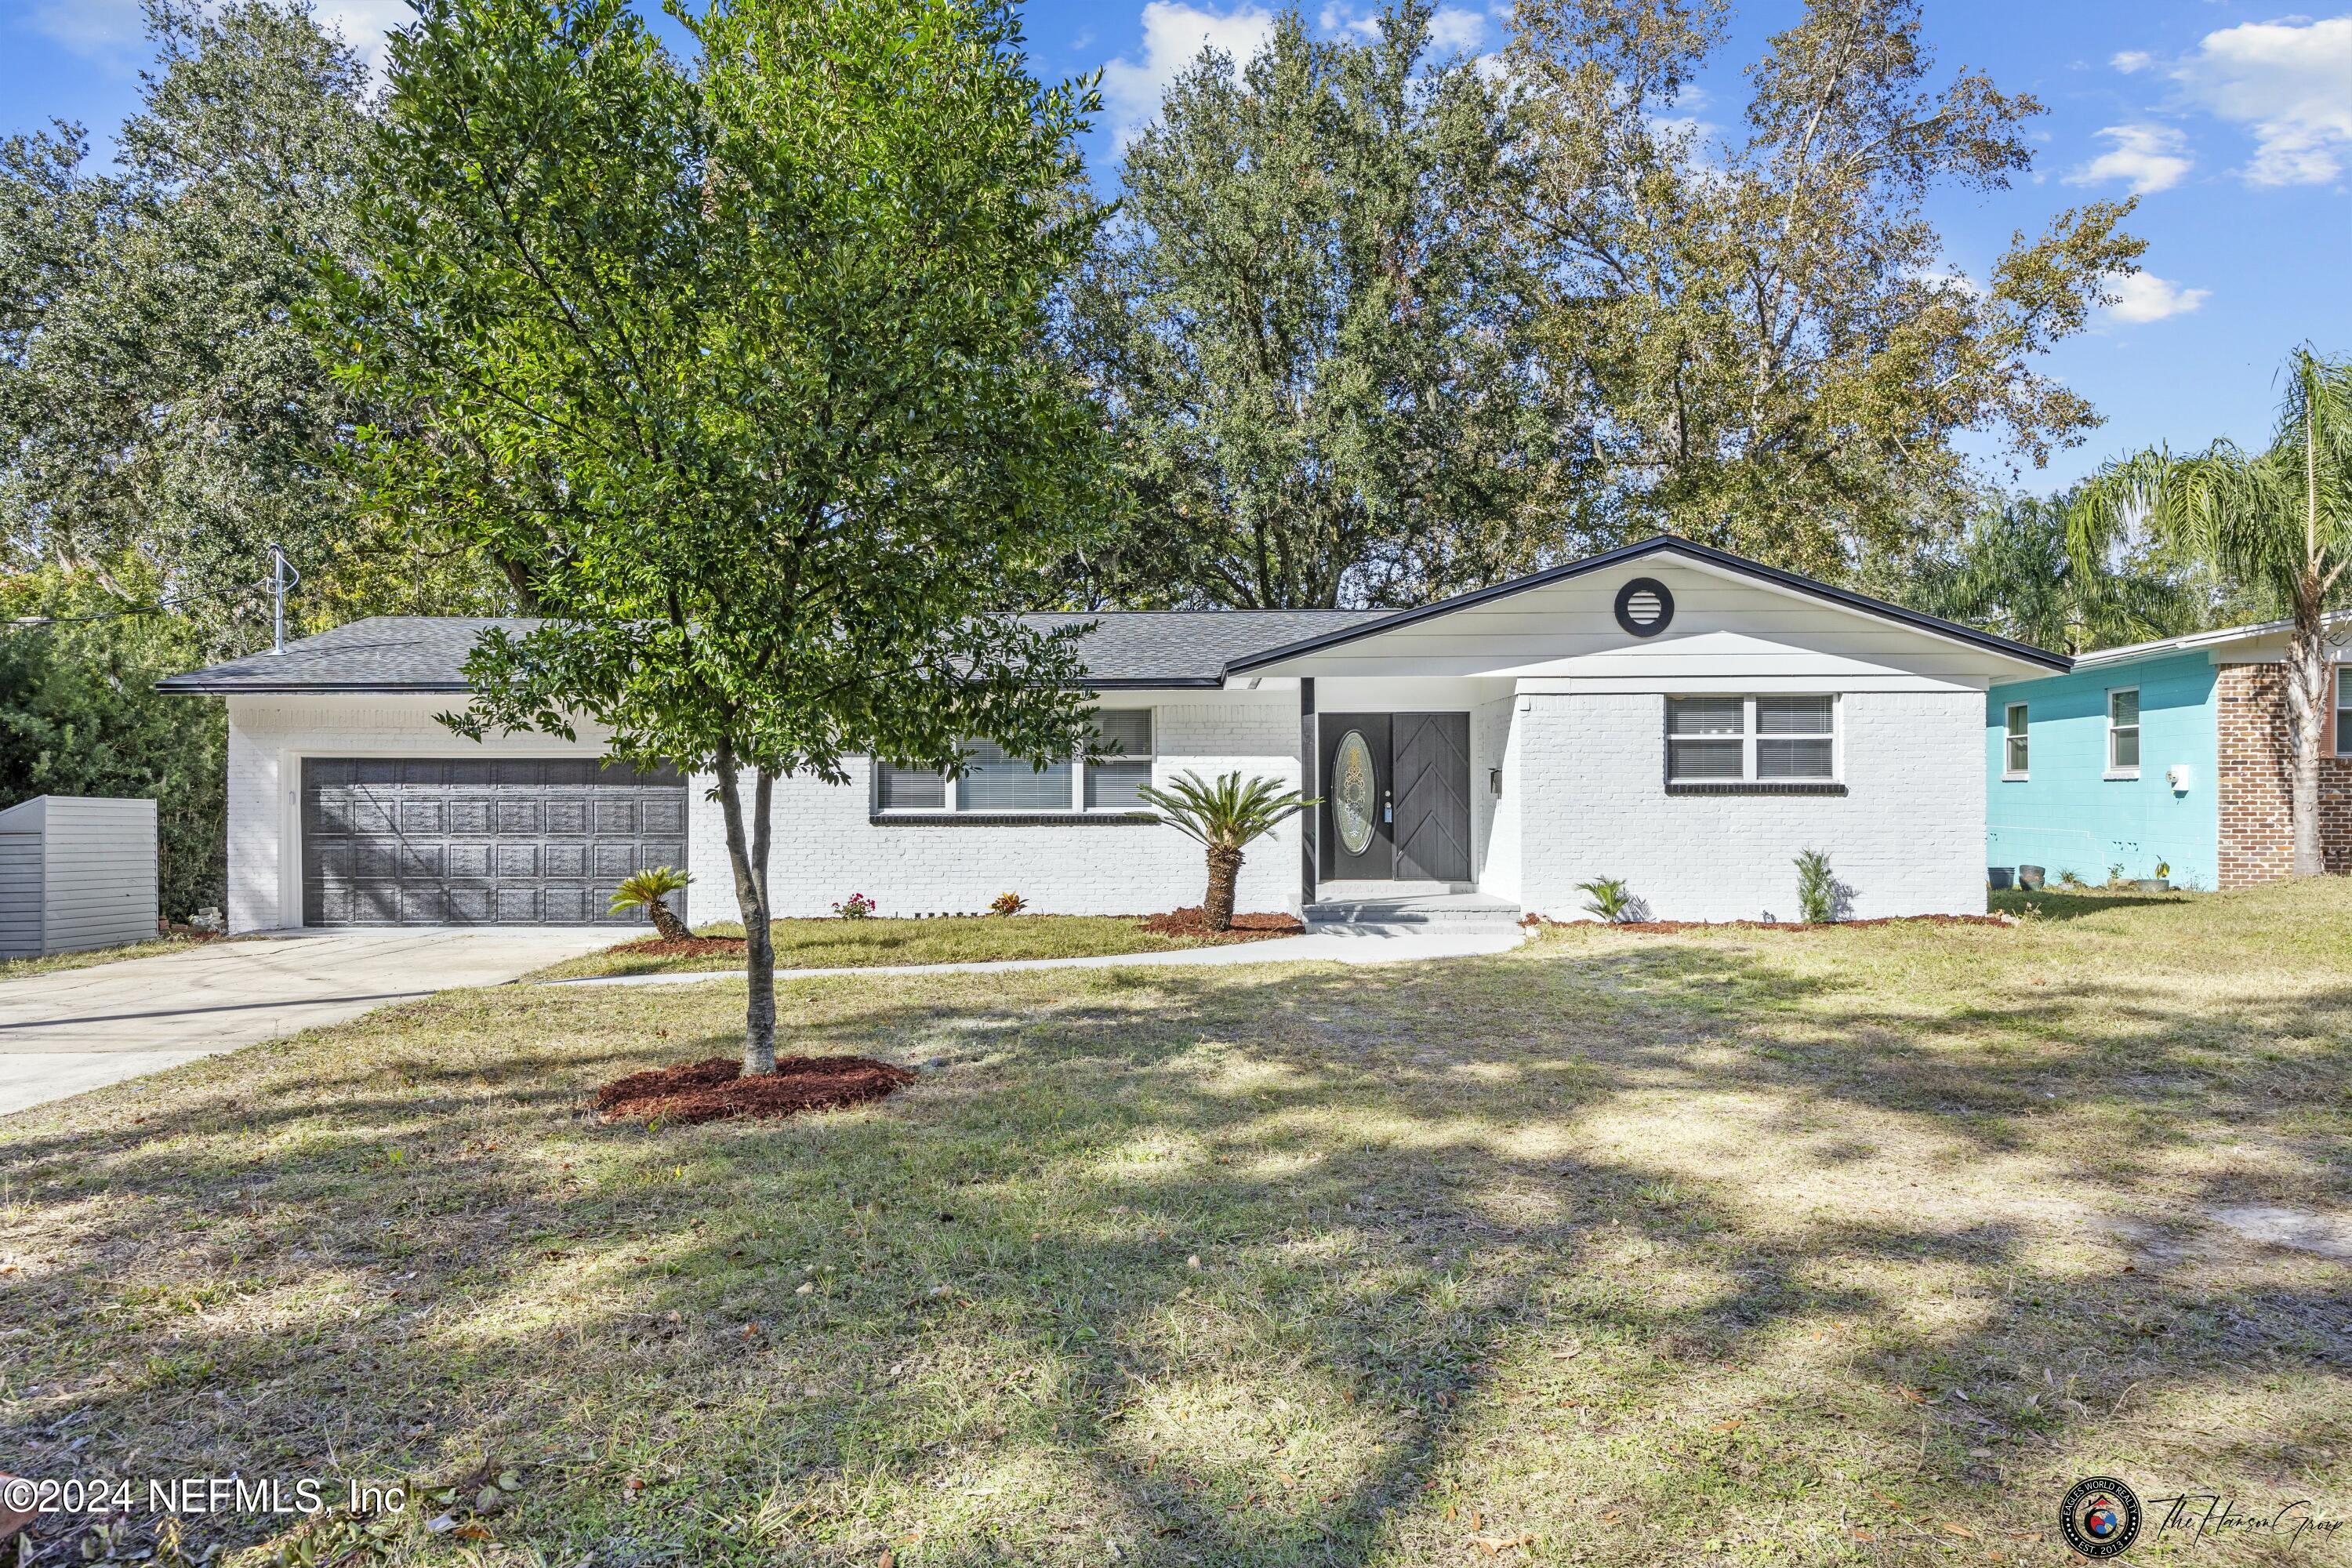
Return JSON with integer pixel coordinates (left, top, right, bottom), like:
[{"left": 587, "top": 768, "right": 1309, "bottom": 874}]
[
  {"left": 1319, "top": 712, "right": 1471, "bottom": 883},
  {"left": 1320, "top": 714, "right": 1392, "bottom": 879},
  {"left": 1392, "top": 712, "right": 1472, "bottom": 882}
]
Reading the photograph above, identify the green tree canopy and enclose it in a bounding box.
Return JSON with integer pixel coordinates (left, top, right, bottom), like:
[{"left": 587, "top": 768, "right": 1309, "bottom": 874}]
[
  {"left": 1066, "top": 3, "right": 1563, "bottom": 608},
  {"left": 1906, "top": 492, "right": 2194, "bottom": 656},
  {"left": 0, "top": 1, "right": 510, "bottom": 659},
  {"left": 1508, "top": 0, "right": 2144, "bottom": 576},
  {"left": 321, "top": 0, "right": 1117, "bottom": 1071}
]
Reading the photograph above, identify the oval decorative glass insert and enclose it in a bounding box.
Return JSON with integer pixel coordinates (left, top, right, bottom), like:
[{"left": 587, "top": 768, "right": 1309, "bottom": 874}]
[{"left": 1332, "top": 729, "right": 1377, "bottom": 855}]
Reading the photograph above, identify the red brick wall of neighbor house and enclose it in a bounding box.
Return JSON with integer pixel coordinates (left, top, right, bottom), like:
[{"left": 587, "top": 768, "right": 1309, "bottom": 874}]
[{"left": 2216, "top": 662, "right": 2352, "bottom": 886}]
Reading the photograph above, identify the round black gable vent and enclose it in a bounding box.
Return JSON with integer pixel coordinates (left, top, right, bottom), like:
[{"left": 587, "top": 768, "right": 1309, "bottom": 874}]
[{"left": 1613, "top": 576, "right": 1675, "bottom": 637}]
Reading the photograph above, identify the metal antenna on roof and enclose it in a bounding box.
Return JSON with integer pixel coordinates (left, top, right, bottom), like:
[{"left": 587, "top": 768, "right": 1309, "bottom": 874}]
[{"left": 267, "top": 544, "right": 300, "bottom": 655}]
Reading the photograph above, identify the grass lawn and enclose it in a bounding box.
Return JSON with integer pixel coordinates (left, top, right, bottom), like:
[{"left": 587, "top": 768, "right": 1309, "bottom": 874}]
[
  {"left": 0, "top": 932, "right": 225, "bottom": 983},
  {"left": 3, "top": 884, "right": 2348, "bottom": 1565},
  {"left": 529, "top": 913, "right": 1295, "bottom": 981}
]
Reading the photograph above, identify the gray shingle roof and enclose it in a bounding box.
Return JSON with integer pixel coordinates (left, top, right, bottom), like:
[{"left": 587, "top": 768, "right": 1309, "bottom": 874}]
[{"left": 155, "top": 611, "right": 1392, "bottom": 694}]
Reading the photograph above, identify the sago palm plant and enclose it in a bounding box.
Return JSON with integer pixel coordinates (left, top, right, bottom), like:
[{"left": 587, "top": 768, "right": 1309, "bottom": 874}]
[
  {"left": 610, "top": 866, "right": 693, "bottom": 940},
  {"left": 1134, "top": 771, "right": 1315, "bottom": 931}
]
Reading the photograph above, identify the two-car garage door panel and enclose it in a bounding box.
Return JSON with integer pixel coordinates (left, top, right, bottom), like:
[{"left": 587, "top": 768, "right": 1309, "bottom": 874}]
[{"left": 301, "top": 758, "right": 688, "bottom": 926}]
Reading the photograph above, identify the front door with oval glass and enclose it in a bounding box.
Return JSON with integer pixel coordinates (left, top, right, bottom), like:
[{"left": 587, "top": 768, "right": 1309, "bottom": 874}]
[
  {"left": 1321, "top": 714, "right": 1393, "bottom": 879},
  {"left": 1319, "top": 712, "right": 1473, "bottom": 884}
]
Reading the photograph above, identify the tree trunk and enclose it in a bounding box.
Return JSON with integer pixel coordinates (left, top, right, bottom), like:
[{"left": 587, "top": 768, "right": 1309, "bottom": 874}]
[
  {"left": 648, "top": 898, "right": 690, "bottom": 942},
  {"left": 1203, "top": 845, "right": 1243, "bottom": 931},
  {"left": 714, "top": 744, "right": 779, "bottom": 1074},
  {"left": 2286, "top": 583, "right": 2329, "bottom": 878}
]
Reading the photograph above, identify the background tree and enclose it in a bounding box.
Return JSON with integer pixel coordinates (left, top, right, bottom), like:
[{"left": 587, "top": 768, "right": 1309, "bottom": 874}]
[
  {"left": 0, "top": 567, "right": 226, "bottom": 920},
  {"left": 1507, "top": 0, "right": 2144, "bottom": 576},
  {"left": 1065, "top": 3, "right": 1564, "bottom": 608},
  {"left": 2071, "top": 347, "right": 2352, "bottom": 877},
  {"left": 323, "top": 0, "right": 1115, "bottom": 1073},
  {"left": 0, "top": 2, "right": 508, "bottom": 659},
  {"left": 1904, "top": 492, "right": 2192, "bottom": 655}
]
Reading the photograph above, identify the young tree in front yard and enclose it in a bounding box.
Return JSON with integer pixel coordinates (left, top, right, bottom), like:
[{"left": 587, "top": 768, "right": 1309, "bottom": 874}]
[
  {"left": 1135, "top": 771, "right": 1314, "bottom": 931},
  {"left": 318, "top": 0, "right": 1112, "bottom": 1072},
  {"left": 2071, "top": 347, "right": 2352, "bottom": 877}
]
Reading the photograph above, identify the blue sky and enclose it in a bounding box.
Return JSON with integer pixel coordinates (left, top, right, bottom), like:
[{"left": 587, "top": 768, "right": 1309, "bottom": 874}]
[{"left": 5, "top": 0, "right": 2346, "bottom": 493}]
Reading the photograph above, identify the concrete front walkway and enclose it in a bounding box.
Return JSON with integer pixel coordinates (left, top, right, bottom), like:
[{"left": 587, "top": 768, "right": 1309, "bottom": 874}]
[
  {"left": 0, "top": 927, "right": 617, "bottom": 1117},
  {"left": 546, "top": 923, "right": 1526, "bottom": 989}
]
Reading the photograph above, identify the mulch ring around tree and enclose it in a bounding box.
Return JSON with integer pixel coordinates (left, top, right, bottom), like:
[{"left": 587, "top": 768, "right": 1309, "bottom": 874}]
[
  {"left": 1137, "top": 907, "right": 1307, "bottom": 941},
  {"left": 604, "top": 934, "right": 747, "bottom": 959},
  {"left": 1523, "top": 913, "right": 2009, "bottom": 933},
  {"left": 596, "top": 1054, "right": 916, "bottom": 1125}
]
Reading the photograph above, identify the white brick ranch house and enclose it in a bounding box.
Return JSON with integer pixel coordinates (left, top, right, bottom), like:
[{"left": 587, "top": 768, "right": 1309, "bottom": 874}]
[{"left": 159, "top": 537, "right": 2067, "bottom": 933}]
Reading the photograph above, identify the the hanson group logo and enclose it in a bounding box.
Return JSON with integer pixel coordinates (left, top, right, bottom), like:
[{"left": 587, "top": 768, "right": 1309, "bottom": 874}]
[{"left": 2061, "top": 1476, "right": 2144, "bottom": 1559}]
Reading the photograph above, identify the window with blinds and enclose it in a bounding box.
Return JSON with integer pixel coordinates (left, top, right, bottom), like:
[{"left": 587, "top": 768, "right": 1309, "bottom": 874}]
[{"left": 1666, "top": 696, "right": 1837, "bottom": 783}]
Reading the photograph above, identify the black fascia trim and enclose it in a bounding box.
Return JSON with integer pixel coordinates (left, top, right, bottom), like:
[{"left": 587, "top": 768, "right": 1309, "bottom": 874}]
[
  {"left": 1222, "top": 535, "right": 2072, "bottom": 674},
  {"left": 869, "top": 811, "right": 1162, "bottom": 826},
  {"left": 153, "top": 678, "right": 476, "bottom": 695},
  {"left": 158, "top": 674, "right": 1231, "bottom": 695},
  {"left": 1664, "top": 780, "right": 1848, "bottom": 797}
]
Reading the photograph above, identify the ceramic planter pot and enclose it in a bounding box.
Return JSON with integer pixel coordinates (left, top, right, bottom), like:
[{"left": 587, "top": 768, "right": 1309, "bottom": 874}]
[
  {"left": 2134, "top": 878, "right": 2170, "bottom": 893},
  {"left": 1987, "top": 867, "right": 2015, "bottom": 890},
  {"left": 2017, "top": 865, "right": 2045, "bottom": 891}
]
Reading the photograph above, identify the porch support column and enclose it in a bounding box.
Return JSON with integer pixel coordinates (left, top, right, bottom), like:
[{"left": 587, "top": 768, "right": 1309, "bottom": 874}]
[{"left": 1299, "top": 677, "right": 1317, "bottom": 906}]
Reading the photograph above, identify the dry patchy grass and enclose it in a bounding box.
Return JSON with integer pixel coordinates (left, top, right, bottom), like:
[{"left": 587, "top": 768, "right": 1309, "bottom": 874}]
[{"left": 2, "top": 883, "right": 2348, "bottom": 1565}]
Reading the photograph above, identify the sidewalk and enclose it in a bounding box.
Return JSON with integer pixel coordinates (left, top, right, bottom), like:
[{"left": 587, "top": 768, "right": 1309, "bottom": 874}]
[{"left": 541, "top": 924, "right": 1526, "bottom": 988}]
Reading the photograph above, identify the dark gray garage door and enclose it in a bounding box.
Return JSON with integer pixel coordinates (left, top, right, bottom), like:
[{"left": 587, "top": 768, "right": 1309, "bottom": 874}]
[{"left": 301, "top": 758, "right": 689, "bottom": 926}]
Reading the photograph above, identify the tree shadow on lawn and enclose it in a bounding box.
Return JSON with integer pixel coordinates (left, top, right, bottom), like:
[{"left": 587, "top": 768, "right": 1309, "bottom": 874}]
[{"left": 1, "top": 938, "right": 2347, "bottom": 1564}]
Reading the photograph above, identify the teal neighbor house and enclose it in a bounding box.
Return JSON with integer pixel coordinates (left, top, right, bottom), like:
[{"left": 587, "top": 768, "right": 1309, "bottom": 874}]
[{"left": 1987, "top": 614, "right": 2351, "bottom": 891}]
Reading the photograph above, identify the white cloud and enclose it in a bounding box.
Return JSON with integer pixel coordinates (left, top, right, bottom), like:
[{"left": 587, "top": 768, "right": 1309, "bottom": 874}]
[
  {"left": 2105, "top": 271, "right": 2211, "bottom": 325},
  {"left": 2065, "top": 123, "right": 2193, "bottom": 195},
  {"left": 2110, "top": 49, "right": 2154, "bottom": 74},
  {"left": 1427, "top": 7, "right": 1486, "bottom": 53},
  {"left": 1317, "top": 2, "right": 1379, "bottom": 39},
  {"left": 30, "top": 0, "right": 407, "bottom": 71},
  {"left": 1101, "top": 2, "right": 1278, "bottom": 141},
  {"left": 2172, "top": 16, "right": 2352, "bottom": 187}
]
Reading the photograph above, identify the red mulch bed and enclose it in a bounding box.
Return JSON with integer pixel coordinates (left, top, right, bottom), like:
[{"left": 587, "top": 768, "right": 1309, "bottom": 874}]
[
  {"left": 596, "top": 1054, "right": 916, "bottom": 1125},
  {"left": 1137, "top": 907, "right": 1307, "bottom": 941},
  {"left": 1525, "top": 913, "right": 2008, "bottom": 933},
  {"left": 609, "top": 934, "right": 746, "bottom": 958}
]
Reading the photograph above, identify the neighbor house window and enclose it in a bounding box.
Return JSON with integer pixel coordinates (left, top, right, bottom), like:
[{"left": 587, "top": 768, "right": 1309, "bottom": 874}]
[
  {"left": 877, "top": 709, "right": 1155, "bottom": 814},
  {"left": 2004, "top": 702, "right": 2030, "bottom": 779},
  {"left": 2336, "top": 670, "right": 2350, "bottom": 757},
  {"left": 2107, "top": 688, "right": 2140, "bottom": 776},
  {"left": 1666, "top": 695, "right": 1836, "bottom": 782}
]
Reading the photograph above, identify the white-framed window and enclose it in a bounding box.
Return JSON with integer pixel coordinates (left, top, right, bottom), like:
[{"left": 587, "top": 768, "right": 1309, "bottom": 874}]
[
  {"left": 2106, "top": 687, "right": 2140, "bottom": 777},
  {"left": 1666, "top": 695, "right": 1836, "bottom": 782},
  {"left": 2004, "top": 702, "right": 2030, "bottom": 779},
  {"left": 877, "top": 708, "right": 1156, "bottom": 815},
  {"left": 2336, "top": 669, "right": 2350, "bottom": 757}
]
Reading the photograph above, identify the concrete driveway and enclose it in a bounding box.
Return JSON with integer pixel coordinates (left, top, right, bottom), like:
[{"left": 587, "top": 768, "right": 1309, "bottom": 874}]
[{"left": 0, "top": 928, "right": 619, "bottom": 1118}]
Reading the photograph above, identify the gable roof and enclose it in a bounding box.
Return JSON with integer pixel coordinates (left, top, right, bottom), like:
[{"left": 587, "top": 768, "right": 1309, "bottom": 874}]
[
  {"left": 158, "top": 536, "right": 2068, "bottom": 695},
  {"left": 1227, "top": 535, "right": 2071, "bottom": 674},
  {"left": 154, "top": 610, "right": 1391, "bottom": 694}
]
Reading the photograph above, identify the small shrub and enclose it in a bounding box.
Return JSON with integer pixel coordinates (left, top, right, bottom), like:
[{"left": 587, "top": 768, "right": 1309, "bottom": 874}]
[
  {"left": 610, "top": 866, "right": 692, "bottom": 940},
  {"left": 2154, "top": 858, "right": 2170, "bottom": 879},
  {"left": 1578, "top": 877, "right": 1639, "bottom": 923},
  {"left": 833, "top": 892, "right": 877, "bottom": 920},
  {"left": 2106, "top": 862, "right": 2126, "bottom": 887},
  {"left": 1794, "top": 848, "right": 1840, "bottom": 924},
  {"left": 989, "top": 891, "right": 1027, "bottom": 916},
  {"left": 2055, "top": 867, "right": 2082, "bottom": 887}
]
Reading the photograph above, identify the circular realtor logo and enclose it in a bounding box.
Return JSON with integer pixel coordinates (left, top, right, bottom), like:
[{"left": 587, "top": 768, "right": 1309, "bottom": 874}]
[{"left": 2060, "top": 1476, "right": 2143, "bottom": 1559}]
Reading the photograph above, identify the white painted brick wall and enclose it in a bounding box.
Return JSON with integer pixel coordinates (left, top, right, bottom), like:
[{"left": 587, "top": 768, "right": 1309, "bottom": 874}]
[
  {"left": 1516, "top": 690, "right": 1986, "bottom": 922},
  {"left": 688, "top": 693, "right": 1306, "bottom": 920}
]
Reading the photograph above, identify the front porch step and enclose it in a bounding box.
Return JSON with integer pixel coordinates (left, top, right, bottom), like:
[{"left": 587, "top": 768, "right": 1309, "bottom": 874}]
[{"left": 1304, "top": 891, "right": 1523, "bottom": 929}]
